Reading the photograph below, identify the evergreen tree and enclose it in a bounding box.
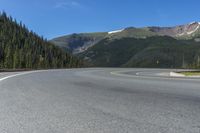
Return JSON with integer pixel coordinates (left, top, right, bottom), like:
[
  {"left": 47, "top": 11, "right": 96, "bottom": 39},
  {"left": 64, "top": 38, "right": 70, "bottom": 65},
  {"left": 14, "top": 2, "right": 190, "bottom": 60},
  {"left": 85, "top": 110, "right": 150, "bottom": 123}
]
[{"left": 0, "top": 11, "right": 82, "bottom": 69}]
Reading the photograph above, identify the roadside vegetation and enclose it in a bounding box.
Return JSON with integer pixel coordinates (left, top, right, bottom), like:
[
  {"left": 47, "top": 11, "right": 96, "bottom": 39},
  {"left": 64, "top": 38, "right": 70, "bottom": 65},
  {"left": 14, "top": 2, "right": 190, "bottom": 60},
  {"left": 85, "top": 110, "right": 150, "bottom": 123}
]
[{"left": 180, "top": 71, "right": 200, "bottom": 76}]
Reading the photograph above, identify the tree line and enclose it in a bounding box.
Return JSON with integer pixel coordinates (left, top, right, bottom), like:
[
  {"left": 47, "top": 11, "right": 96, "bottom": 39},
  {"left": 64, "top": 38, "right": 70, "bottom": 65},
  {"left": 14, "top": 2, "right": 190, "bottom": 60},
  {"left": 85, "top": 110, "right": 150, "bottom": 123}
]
[{"left": 0, "top": 12, "right": 82, "bottom": 69}]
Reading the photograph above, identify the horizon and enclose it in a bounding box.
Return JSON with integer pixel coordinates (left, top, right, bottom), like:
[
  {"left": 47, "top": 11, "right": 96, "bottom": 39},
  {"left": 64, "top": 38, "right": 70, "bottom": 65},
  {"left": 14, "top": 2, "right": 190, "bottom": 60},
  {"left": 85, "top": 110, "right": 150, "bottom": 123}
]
[
  {"left": 53, "top": 21, "right": 200, "bottom": 38},
  {"left": 1, "top": 0, "right": 200, "bottom": 39}
]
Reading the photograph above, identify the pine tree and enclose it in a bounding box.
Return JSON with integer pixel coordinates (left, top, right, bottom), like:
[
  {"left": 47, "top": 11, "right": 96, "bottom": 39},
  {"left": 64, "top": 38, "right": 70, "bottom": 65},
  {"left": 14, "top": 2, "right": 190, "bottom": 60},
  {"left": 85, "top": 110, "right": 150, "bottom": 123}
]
[{"left": 0, "top": 11, "right": 82, "bottom": 69}]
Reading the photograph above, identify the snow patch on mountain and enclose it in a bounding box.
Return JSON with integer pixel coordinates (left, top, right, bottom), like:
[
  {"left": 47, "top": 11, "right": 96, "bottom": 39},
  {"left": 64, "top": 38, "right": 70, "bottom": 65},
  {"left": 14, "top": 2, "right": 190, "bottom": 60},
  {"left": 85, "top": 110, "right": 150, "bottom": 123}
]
[{"left": 108, "top": 29, "right": 124, "bottom": 34}]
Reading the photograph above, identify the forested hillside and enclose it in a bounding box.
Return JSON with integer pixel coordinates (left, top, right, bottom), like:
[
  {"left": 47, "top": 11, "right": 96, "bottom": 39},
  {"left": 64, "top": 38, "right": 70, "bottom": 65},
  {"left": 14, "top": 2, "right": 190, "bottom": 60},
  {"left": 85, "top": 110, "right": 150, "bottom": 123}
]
[
  {"left": 0, "top": 12, "right": 82, "bottom": 69},
  {"left": 79, "top": 36, "right": 200, "bottom": 68}
]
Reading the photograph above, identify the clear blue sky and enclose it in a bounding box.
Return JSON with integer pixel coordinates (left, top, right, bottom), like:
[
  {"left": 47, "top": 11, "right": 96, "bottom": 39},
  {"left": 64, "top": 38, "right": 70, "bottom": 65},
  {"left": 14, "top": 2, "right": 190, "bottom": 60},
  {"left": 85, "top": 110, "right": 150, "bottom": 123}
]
[{"left": 0, "top": 0, "right": 200, "bottom": 39}]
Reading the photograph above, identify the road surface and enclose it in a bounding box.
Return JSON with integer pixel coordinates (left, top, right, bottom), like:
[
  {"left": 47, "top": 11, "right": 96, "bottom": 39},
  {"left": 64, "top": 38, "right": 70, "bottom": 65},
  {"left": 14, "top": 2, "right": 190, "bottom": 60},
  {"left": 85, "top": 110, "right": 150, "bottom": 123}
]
[{"left": 0, "top": 68, "right": 200, "bottom": 133}]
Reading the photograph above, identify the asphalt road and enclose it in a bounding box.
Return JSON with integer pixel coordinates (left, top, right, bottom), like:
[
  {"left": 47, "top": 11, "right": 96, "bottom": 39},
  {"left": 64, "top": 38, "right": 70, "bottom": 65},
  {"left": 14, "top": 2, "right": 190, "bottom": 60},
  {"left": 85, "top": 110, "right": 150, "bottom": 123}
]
[{"left": 0, "top": 68, "right": 200, "bottom": 133}]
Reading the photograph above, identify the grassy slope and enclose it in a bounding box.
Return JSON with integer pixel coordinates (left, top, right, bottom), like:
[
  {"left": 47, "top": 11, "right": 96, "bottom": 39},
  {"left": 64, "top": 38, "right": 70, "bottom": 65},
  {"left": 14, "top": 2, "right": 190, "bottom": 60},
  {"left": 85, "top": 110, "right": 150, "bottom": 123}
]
[{"left": 107, "top": 27, "right": 157, "bottom": 39}]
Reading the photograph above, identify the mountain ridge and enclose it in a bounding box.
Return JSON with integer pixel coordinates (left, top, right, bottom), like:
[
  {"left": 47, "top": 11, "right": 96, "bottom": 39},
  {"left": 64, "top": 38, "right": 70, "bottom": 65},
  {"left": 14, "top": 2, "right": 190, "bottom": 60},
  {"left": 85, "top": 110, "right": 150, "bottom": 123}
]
[{"left": 51, "top": 21, "right": 200, "bottom": 54}]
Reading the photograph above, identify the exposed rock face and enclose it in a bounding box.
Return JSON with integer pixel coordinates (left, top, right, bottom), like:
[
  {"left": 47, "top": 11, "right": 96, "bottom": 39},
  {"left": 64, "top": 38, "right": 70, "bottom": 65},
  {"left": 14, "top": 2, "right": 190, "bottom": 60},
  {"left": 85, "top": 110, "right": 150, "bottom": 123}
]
[
  {"left": 148, "top": 22, "right": 200, "bottom": 37},
  {"left": 50, "top": 33, "right": 107, "bottom": 54}
]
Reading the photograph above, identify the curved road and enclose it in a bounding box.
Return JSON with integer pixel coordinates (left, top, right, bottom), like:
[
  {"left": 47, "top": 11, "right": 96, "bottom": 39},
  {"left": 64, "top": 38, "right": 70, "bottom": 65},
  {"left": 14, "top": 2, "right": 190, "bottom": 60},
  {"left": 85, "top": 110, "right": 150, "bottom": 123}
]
[{"left": 0, "top": 68, "right": 200, "bottom": 133}]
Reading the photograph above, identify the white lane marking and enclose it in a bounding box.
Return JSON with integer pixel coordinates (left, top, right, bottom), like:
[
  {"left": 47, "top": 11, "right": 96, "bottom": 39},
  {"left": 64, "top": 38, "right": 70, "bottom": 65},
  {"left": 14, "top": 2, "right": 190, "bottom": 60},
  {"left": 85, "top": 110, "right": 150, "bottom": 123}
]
[
  {"left": 110, "top": 71, "right": 200, "bottom": 81},
  {"left": 0, "top": 71, "right": 38, "bottom": 82},
  {"left": 0, "top": 70, "right": 55, "bottom": 82}
]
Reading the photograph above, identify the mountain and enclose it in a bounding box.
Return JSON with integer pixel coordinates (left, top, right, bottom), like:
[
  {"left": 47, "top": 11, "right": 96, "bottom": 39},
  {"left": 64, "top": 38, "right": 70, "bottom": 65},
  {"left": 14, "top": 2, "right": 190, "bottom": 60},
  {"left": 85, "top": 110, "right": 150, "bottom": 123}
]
[
  {"left": 0, "top": 12, "right": 82, "bottom": 69},
  {"left": 108, "top": 22, "right": 200, "bottom": 40},
  {"left": 51, "top": 22, "right": 200, "bottom": 68},
  {"left": 51, "top": 22, "right": 200, "bottom": 55}
]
